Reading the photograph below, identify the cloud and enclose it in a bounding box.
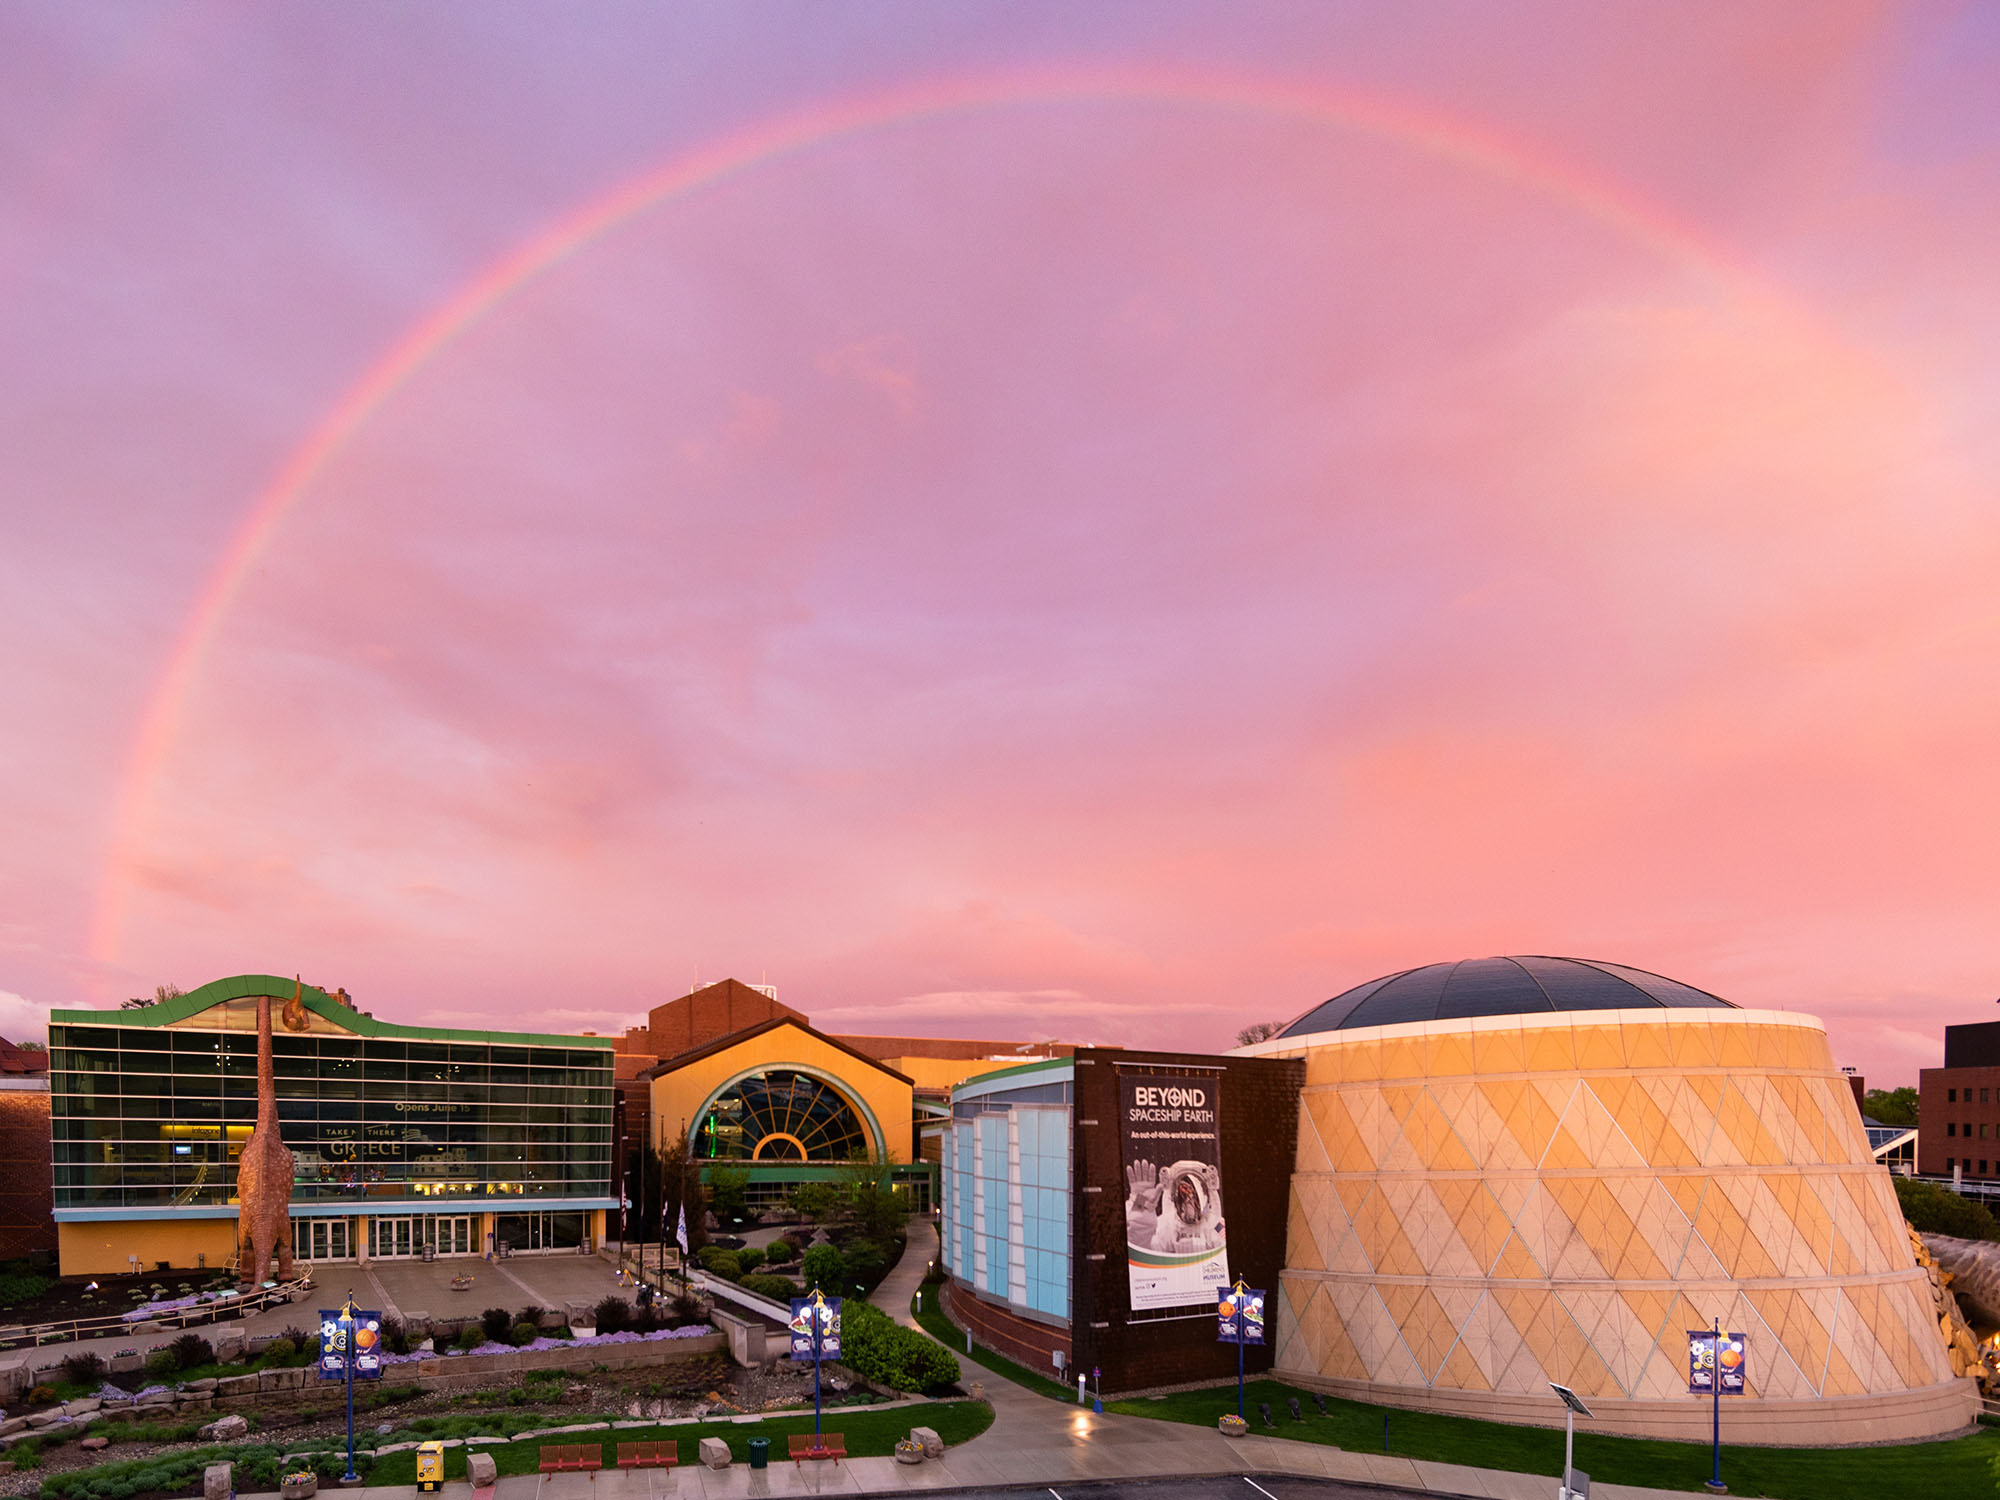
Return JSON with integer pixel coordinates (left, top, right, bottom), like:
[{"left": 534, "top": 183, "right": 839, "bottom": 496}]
[{"left": 0, "top": 990, "right": 48, "bottom": 1046}]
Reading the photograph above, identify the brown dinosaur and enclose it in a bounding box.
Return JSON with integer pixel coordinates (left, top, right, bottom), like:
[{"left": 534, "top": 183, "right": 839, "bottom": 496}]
[{"left": 235, "top": 987, "right": 295, "bottom": 1288}]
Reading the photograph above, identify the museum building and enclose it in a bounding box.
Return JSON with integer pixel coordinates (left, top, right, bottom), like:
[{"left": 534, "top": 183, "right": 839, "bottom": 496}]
[
  {"left": 1237, "top": 956, "right": 1976, "bottom": 1444},
  {"left": 938, "top": 956, "right": 1978, "bottom": 1445},
  {"left": 49, "top": 975, "right": 618, "bottom": 1276}
]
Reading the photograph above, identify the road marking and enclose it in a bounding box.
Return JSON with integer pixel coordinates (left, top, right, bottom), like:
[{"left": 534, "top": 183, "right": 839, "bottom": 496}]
[
  {"left": 1049, "top": 1489, "right": 1065, "bottom": 1500},
  {"left": 1244, "top": 1479, "right": 1281, "bottom": 1500}
]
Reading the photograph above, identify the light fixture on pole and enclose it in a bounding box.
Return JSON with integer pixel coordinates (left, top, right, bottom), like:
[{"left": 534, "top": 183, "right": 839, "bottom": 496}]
[{"left": 1549, "top": 1382, "right": 1592, "bottom": 1500}]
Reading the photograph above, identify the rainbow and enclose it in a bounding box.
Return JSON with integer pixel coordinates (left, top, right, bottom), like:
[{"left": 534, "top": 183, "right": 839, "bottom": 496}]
[{"left": 86, "top": 62, "right": 1842, "bottom": 987}]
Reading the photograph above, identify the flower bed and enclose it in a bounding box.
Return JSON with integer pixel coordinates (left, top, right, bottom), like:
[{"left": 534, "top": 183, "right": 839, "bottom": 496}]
[{"left": 401, "top": 1324, "right": 712, "bottom": 1362}]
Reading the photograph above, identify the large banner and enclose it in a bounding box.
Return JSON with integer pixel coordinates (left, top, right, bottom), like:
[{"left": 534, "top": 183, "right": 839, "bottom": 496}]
[{"left": 1120, "top": 1072, "right": 1229, "bottom": 1309}]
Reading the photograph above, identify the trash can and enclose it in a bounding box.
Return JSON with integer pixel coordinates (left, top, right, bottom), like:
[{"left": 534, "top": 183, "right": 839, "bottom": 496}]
[{"left": 747, "top": 1438, "right": 769, "bottom": 1470}]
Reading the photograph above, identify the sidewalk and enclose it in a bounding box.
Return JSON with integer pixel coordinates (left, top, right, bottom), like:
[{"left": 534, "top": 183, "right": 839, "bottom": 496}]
[{"left": 216, "top": 1220, "right": 1757, "bottom": 1500}]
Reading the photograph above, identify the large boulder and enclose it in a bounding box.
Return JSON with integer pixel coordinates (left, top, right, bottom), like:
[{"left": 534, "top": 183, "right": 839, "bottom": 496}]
[
  {"left": 910, "top": 1426, "right": 943, "bottom": 1459},
  {"left": 698, "top": 1437, "right": 731, "bottom": 1470},
  {"left": 203, "top": 1463, "right": 232, "bottom": 1500},
  {"left": 199, "top": 1414, "right": 250, "bottom": 1442},
  {"left": 466, "top": 1452, "right": 497, "bottom": 1488}
]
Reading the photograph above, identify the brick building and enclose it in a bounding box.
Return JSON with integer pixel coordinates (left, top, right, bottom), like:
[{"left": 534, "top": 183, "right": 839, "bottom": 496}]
[{"left": 1917, "top": 1020, "right": 2000, "bottom": 1179}]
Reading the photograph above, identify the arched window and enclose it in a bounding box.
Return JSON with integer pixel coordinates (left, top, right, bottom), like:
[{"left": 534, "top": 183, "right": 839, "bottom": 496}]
[{"left": 697, "top": 1071, "right": 869, "bottom": 1161}]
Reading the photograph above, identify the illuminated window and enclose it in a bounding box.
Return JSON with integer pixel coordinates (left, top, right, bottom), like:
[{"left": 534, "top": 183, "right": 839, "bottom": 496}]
[{"left": 698, "top": 1071, "right": 868, "bottom": 1161}]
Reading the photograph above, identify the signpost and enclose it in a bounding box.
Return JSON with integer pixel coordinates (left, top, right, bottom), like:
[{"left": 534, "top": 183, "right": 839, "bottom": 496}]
[
  {"left": 1216, "top": 1280, "right": 1265, "bottom": 1419},
  {"left": 788, "top": 1292, "right": 842, "bottom": 1438},
  {"left": 1549, "top": 1382, "right": 1592, "bottom": 1500},
  {"left": 318, "top": 1296, "right": 383, "bottom": 1483},
  {"left": 1687, "top": 1321, "right": 1745, "bottom": 1493}
]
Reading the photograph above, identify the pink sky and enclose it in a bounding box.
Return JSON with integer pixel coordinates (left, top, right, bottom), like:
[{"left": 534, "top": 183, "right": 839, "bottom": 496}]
[{"left": 4, "top": 3, "right": 1997, "bottom": 1084}]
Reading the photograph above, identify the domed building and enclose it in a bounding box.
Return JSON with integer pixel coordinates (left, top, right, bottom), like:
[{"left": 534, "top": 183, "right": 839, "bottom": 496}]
[{"left": 1232, "top": 957, "right": 1975, "bottom": 1444}]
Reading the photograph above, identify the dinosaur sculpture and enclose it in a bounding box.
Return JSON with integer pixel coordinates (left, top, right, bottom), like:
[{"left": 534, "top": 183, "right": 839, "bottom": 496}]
[{"left": 235, "top": 987, "right": 295, "bottom": 1288}]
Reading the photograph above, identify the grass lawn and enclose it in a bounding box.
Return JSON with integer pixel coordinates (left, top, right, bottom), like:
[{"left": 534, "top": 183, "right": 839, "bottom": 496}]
[
  {"left": 1108, "top": 1378, "right": 2000, "bottom": 1500},
  {"left": 909, "top": 1286, "right": 1075, "bottom": 1402},
  {"left": 365, "top": 1401, "right": 993, "bottom": 1483}
]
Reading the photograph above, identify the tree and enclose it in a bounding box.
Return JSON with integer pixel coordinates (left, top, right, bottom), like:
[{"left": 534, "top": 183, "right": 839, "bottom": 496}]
[
  {"left": 1236, "top": 1021, "right": 1287, "bottom": 1047},
  {"left": 628, "top": 1135, "right": 707, "bottom": 1259},
  {"left": 1893, "top": 1176, "right": 2000, "bottom": 1241},
  {"left": 121, "top": 983, "right": 184, "bottom": 1011},
  {"left": 1862, "top": 1087, "right": 1918, "bottom": 1128},
  {"left": 706, "top": 1166, "right": 750, "bottom": 1226}
]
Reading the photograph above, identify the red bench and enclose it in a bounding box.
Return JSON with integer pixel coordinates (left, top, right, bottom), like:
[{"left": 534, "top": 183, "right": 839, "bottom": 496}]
[
  {"left": 538, "top": 1444, "right": 603, "bottom": 1474},
  {"left": 787, "top": 1433, "right": 845, "bottom": 1466},
  {"left": 615, "top": 1442, "right": 677, "bottom": 1470}
]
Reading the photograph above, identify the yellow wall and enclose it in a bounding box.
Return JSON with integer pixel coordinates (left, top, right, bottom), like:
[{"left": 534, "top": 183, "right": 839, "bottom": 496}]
[
  {"left": 59, "top": 1218, "right": 237, "bottom": 1277},
  {"left": 881, "top": 1055, "right": 1040, "bottom": 1094},
  {"left": 651, "top": 1023, "right": 912, "bottom": 1161}
]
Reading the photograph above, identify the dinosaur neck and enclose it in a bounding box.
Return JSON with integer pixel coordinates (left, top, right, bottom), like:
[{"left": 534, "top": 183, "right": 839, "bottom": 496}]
[{"left": 256, "top": 994, "right": 277, "bottom": 1130}]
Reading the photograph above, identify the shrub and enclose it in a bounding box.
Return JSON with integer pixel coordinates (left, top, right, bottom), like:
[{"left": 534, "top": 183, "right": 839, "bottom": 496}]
[
  {"left": 511, "top": 1322, "right": 539, "bottom": 1346},
  {"left": 0, "top": 1265, "right": 54, "bottom": 1308},
  {"left": 61, "top": 1351, "right": 105, "bottom": 1387},
  {"left": 671, "top": 1287, "right": 704, "bottom": 1323},
  {"left": 264, "top": 1337, "right": 297, "bottom": 1362},
  {"left": 516, "top": 1304, "right": 547, "bottom": 1331},
  {"left": 800, "top": 1244, "right": 845, "bottom": 1292},
  {"left": 1895, "top": 1175, "right": 2000, "bottom": 1241},
  {"left": 480, "top": 1307, "right": 513, "bottom": 1343},
  {"left": 171, "top": 1333, "right": 214, "bottom": 1370},
  {"left": 740, "top": 1273, "right": 800, "bottom": 1302},
  {"left": 694, "top": 1245, "right": 742, "bottom": 1280},
  {"left": 145, "top": 1348, "right": 179, "bottom": 1379},
  {"left": 735, "top": 1246, "right": 765, "bottom": 1274},
  {"left": 844, "top": 1239, "right": 888, "bottom": 1291},
  {"left": 380, "top": 1316, "right": 408, "bottom": 1356},
  {"left": 592, "top": 1295, "right": 630, "bottom": 1334},
  {"left": 835, "top": 1300, "right": 960, "bottom": 1392},
  {"left": 761, "top": 1238, "right": 795, "bottom": 1265},
  {"left": 454, "top": 1327, "right": 482, "bottom": 1352},
  {"left": 26, "top": 1383, "right": 56, "bottom": 1405},
  {"left": 629, "top": 1303, "right": 659, "bottom": 1335}
]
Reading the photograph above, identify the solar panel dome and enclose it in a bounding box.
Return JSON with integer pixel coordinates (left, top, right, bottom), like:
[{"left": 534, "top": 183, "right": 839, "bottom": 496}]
[{"left": 1278, "top": 956, "right": 1736, "bottom": 1037}]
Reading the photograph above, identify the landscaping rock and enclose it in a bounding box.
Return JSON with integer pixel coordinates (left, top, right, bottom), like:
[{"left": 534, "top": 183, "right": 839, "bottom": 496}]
[
  {"left": 204, "top": 1462, "right": 232, "bottom": 1500},
  {"left": 0, "top": 1460, "right": 14, "bottom": 1473},
  {"left": 0, "top": 1418, "right": 24, "bottom": 1436},
  {"left": 185, "top": 1378, "right": 218, "bottom": 1393},
  {"left": 68, "top": 1397, "right": 102, "bottom": 1415},
  {"left": 466, "top": 1452, "right": 497, "bottom": 1489},
  {"left": 179, "top": 1393, "right": 213, "bottom": 1412},
  {"left": 258, "top": 1366, "right": 306, "bottom": 1392},
  {"left": 25, "top": 1411, "right": 63, "bottom": 1429},
  {"left": 79, "top": 1437, "right": 109, "bottom": 1452},
  {"left": 911, "top": 1426, "right": 942, "bottom": 1459},
  {"left": 199, "top": 1414, "right": 250, "bottom": 1441},
  {"left": 698, "top": 1437, "right": 731, "bottom": 1470},
  {"left": 217, "top": 1375, "right": 259, "bottom": 1396}
]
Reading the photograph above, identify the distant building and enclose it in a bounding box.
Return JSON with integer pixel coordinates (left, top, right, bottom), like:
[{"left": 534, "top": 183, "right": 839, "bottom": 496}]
[
  {"left": 0, "top": 1038, "right": 53, "bottom": 1262},
  {"left": 619, "top": 978, "right": 1086, "bottom": 1216},
  {"left": 1916, "top": 1020, "right": 2000, "bottom": 1179}
]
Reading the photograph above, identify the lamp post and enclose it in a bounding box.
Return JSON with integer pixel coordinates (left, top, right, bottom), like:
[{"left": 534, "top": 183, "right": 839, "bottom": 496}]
[
  {"left": 1706, "top": 1316, "right": 1724, "bottom": 1493},
  {"left": 338, "top": 1294, "right": 358, "bottom": 1483}
]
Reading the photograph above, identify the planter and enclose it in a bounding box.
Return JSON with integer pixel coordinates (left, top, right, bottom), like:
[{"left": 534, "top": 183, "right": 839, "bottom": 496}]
[
  {"left": 1218, "top": 1414, "right": 1247, "bottom": 1438},
  {"left": 282, "top": 1475, "right": 319, "bottom": 1500},
  {"left": 893, "top": 1444, "right": 923, "bottom": 1466}
]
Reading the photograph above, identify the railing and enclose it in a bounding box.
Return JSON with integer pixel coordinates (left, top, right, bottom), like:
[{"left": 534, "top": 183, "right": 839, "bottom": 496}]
[{"left": 0, "top": 1264, "right": 315, "bottom": 1352}]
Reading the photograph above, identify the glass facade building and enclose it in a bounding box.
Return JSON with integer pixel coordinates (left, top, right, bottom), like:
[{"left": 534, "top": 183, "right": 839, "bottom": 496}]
[
  {"left": 49, "top": 976, "right": 616, "bottom": 1273},
  {"left": 942, "top": 1058, "right": 1072, "bottom": 1324}
]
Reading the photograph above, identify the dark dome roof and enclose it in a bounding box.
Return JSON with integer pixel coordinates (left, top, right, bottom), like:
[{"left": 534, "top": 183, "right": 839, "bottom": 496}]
[{"left": 1279, "top": 956, "right": 1736, "bottom": 1037}]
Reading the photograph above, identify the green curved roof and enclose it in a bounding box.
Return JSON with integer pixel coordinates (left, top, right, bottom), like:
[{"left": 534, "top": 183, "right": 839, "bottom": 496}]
[{"left": 50, "top": 973, "right": 612, "bottom": 1050}]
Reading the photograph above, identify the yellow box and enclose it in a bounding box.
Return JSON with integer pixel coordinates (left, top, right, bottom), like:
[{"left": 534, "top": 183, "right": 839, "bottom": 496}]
[{"left": 416, "top": 1442, "right": 446, "bottom": 1492}]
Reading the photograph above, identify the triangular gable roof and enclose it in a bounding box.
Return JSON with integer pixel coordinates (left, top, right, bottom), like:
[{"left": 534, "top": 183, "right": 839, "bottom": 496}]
[{"left": 638, "top": 1016, "right": 914, "bottom": 1088}]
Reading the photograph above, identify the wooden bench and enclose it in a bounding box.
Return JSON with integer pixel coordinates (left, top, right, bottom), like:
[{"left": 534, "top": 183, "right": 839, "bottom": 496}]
[
  {"left": 537, "top": 1444, "right": 603, "bottom": 1474},
  {"left": 787, "top": 1433, "right": 845, "bottom": 1466},
  {"left": 614, "top": 1442, "right": 677, "bottom": 1470}
]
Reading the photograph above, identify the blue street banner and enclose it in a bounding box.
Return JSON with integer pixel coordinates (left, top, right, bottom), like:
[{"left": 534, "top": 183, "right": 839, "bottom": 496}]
[
  {"left": 1686, "top": 1330, "right": 1746, "bottom": 1395},
  {"left": 318, "top": 1309, "right": 385, "bottom": 1380},
  {"left": 1217, "top": 1287, "right": 1265, "bottom": 1344},
  {"left": 788, "top": 1296, "right": 842, "bottom": 1361}
]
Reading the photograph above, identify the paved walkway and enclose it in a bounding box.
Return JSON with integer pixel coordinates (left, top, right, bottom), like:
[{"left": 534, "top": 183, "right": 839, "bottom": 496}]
[{"left": 224, "top": 1221, "right": 1758, "bottom": 1499}]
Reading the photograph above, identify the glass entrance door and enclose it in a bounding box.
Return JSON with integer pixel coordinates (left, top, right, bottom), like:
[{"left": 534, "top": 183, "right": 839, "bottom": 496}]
[
  {"left": 292, "top": 1218, "right": 352, "bottom": 1262},
  {"left": 368, "top": 1213, "right": 476, "bottom": 1258}
]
